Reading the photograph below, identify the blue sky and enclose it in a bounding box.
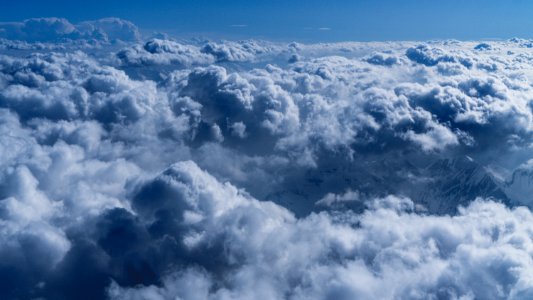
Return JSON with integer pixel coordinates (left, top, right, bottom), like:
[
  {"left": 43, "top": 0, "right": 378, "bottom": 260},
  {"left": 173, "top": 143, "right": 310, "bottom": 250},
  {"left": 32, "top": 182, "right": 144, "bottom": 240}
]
[{"left": 2, "top": 0, "right": 533, "bottom": 41}]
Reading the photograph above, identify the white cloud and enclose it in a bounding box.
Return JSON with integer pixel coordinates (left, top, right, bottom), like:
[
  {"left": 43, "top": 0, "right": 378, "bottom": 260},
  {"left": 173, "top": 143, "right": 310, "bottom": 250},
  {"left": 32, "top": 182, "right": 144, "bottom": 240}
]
[
  {"left": 316, "top": 189, "right": 360, "bottom": 207},
  {"left": 2, "top": 19, "right": 533, "bottom": 298},
  {"left": 117, "top": 39, "right": 214, "bottom": 67},
  {"left": 109, "top": 162, "right": 533, "bottom": 299},
  {"left": 0, "top": 17, "right": 140, "bottom": 43},
  {"left": 200, "top": 40, "right": 278, "bottom": 62}
]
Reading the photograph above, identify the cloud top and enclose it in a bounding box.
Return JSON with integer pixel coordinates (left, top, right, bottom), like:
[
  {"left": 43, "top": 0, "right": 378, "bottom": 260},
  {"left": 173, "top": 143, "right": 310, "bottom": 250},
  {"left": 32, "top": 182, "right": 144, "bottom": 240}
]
[
  {"left": 0, "top": 17, "right": 140, "bottom": 43},
  {"left": 2, "top": 17, "right": 533, "bottom": 299}
]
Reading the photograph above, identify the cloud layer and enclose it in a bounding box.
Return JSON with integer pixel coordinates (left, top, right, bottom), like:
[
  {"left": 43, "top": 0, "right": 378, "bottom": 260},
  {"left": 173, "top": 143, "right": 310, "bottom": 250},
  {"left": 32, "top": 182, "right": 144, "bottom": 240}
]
[
  {"left": 2, "top": 18, "right": 533, "bottom": 299},
  {"left": 0, "top": 17, "right": 140, "bottom": 43}
]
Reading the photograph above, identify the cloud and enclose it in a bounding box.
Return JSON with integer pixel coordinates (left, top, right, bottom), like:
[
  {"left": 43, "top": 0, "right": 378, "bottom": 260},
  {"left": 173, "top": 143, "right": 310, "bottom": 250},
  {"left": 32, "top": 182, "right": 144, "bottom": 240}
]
[
  {"left": 106, "top": 163, "right": 533, "bottom": 299},
  {"left": 364, "top": 52, "right": 400, "bottom": 66},
  {"left": 474, "top": 42, "right": 493, "bottom": 51},
  {"left": 77, "top": 18, "right": 140, "bottom": 42},
  {"left": 0, "top": 18, "right": 77, "bottom": 42},
  {"left": 0, "top": 17, "right": 140, "bottom": 43},
  {"left": 315, "top": 189, "right": 361, "bottom": 208},
  {"left": 2, "top": 17, "right": 533, "bottom": 298},
  {"left": 116, "top": 39, "right": 282, "bottom": 69},
  {"left": 406, "top": 44, "right": 473, "bottom": 67},
  {"left": 117, "top": 39, "right": 214, "bottom": 67}
]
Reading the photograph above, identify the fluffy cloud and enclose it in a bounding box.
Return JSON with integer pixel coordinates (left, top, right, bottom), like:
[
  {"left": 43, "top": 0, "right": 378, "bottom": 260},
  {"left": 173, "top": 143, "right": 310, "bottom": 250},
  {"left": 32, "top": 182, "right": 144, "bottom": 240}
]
[
  {"left": 200, "top": 40, "right": 280, "bottom": 62},
  {"left": 116, "top": 39, "right": 214, "bottom": 67},
  {"left": 2, "top": 17, "right": 533, "bottom": 299},
  {"left": 115, "top": 39, "right": 283, "bottom": 70},
  {"left": 0, "top": 17, "right": 139, "bottom": 43},
  {"left": 108, "top": 162, "right": 533, "bottom": 300}
]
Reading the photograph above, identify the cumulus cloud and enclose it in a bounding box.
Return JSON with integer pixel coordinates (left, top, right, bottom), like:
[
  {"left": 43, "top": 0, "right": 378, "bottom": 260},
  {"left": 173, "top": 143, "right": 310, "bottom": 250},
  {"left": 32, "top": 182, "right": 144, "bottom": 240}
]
[
  {"left": 0, "top": 17, "right": 139, "bottom": 43},
  {"left": 3, "top": 17, "right": 533, "bottom": 299},
  {"left": 116, "top": 39, "right": 214, "bottom": 67},
  {"left": 200, "top": 40, "right": 279, "bottom": 62},
  {"left": 364, "top": 52, "right": 400, "bottom": 66},
  {"left": 115, "top": 39, "right": 283, "bottom": 70},
  {"left": 107, "top": 164, "right": 533, "bottom": 300}
]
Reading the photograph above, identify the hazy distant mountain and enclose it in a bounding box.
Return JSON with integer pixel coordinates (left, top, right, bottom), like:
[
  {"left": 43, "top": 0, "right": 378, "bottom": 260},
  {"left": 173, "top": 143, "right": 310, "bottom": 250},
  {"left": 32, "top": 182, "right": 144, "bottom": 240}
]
[
  {"left": 504, "top": 161, "right": 533, "bottom": 206},
  {"left": 266, "top": 154, "right": 512, "bottom": 216},
  {"left": 410, "top": 156, "right": 511, "bottom": 214}
]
